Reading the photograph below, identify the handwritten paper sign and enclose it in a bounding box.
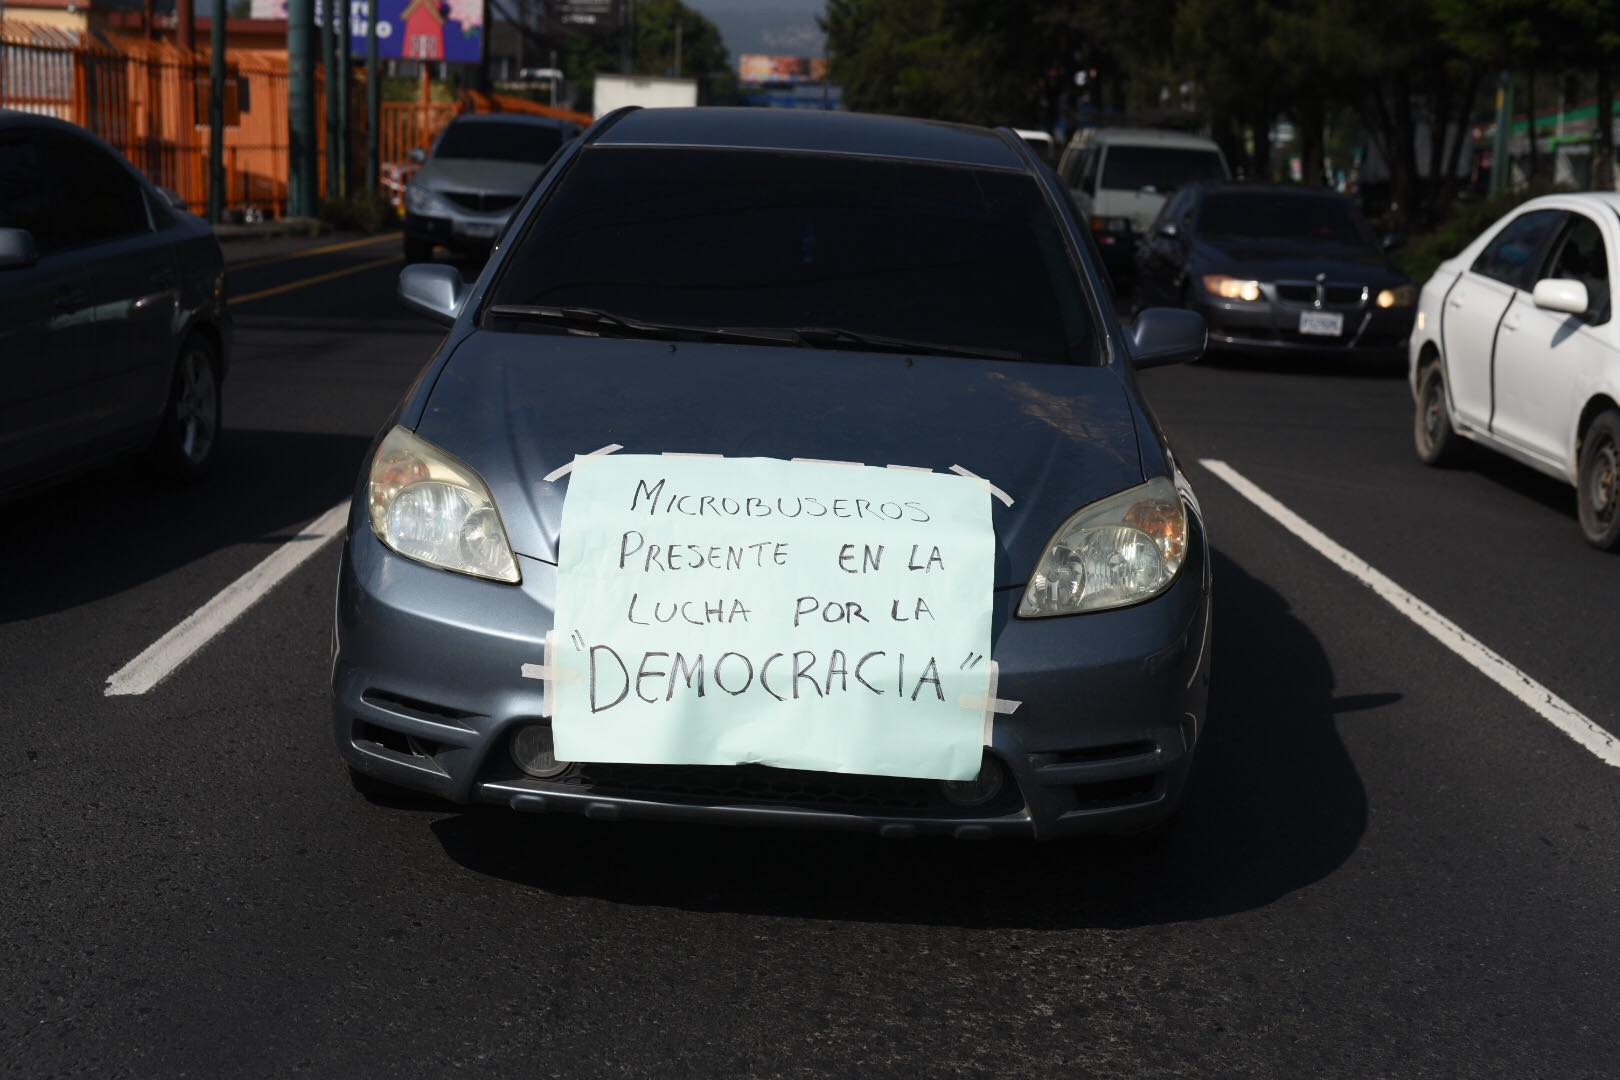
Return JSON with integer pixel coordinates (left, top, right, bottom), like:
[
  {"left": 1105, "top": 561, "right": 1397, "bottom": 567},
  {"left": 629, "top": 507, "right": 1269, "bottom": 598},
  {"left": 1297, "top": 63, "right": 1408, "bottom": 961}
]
[{"left": 550, "top": 455, "right": 995, "bottom": 780}]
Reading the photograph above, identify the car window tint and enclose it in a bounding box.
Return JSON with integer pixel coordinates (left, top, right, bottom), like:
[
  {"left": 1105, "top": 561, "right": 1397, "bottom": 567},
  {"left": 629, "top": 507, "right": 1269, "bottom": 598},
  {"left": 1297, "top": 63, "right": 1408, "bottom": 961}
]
[
  {"left": 1197, "top": 192, "right": 1372, "bottom": 246},
  {"left": 434, "top": 121, "right": 567, "bottom": 164},
  {"left": 492, "top": 148, "right": 1097, "bottom": 365},
  {"left": 1544, "top": 214, "right": 1609, "bottom": 323},
  {"left": 1472, "top": 209, "right": 1565, "bottom": 290},
  {"left": 0, "top": 136, "right": 69, "bottom": 253},
  {"left": 38, "top": 133, "right": 149, "bottom": 248},
  {"left": 1099, "top": 146, "right": 1225, "bottom": 193}
]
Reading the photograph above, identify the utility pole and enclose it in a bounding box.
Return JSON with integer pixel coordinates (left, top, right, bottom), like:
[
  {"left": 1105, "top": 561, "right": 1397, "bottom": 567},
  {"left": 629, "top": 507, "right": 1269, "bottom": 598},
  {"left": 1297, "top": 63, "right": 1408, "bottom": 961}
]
[
  {"left": 337, "top": 0, "right": 350, "bottom": 197},
  {"left": 178, "top": 0, "right": 194, "bottom": 49},
  {"left": 323, "top": 0, "right": 338, "bottom": 202},
  {"left": 1489, "top": 71, "right": 1513, "bottom": 197},
  {"left": 365, "top": 0, "right": 379, "bottom": 196},
  {"left": 288, "top": 0, "right": 317, "bottom": 217},
  {"left": 207, "top": 0, "right": 225, "bottom": 222}
]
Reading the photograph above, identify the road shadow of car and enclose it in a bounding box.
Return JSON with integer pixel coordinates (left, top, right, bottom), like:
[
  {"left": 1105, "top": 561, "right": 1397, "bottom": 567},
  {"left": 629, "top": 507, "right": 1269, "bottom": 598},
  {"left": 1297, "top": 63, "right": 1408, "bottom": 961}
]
[
  {"left": 427, "top": 547, "right": 1371, "bottom": 929},
  {"left": 0, "top": 428, "right": 370, "bottom": 623},
  {"left": 1448, "top": 448, "right": 1581, "bottom": 522},
  {"left": 1199, "top": 349, "right": 1406, "bottom": 379}
]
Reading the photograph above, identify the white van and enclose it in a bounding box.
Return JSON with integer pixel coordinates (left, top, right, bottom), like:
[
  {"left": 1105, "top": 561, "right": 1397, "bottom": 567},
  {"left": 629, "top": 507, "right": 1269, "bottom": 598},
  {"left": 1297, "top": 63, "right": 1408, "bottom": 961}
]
[{"left": 1057, "top": 128, "right": 1229, "bottom": 279}]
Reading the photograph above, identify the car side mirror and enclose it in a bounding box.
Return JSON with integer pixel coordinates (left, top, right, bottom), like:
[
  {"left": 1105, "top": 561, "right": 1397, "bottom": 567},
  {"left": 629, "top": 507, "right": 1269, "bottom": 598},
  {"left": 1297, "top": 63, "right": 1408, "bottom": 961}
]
[
  {"left": 409, "top": 147, "right": 427, "bottom": 165},
  {"left": 0, "top": 227, "right": 38, "bottom": 270},
  {"left": 398, "top": 263, "right": 467, "bottom": 326},
  {"left": 1532, "top": 278, "right": 1589, "bottom": 316},
  {"left": 1130, "top": 307, "right": 1206, "bottom": 370},
  {"left": 1381, "top": 232, "right": 1405, "bottom": 251}
]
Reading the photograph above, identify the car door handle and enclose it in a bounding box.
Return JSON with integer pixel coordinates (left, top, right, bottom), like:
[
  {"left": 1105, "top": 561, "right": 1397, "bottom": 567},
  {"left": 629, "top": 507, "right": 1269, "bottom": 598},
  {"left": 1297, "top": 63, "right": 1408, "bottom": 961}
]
[
  {"left": 1448, "top": 297, "right": 1465, "bottom": 309},
  {"left": 1501, "top": 316, "right": 1520, "bottom": 332}
]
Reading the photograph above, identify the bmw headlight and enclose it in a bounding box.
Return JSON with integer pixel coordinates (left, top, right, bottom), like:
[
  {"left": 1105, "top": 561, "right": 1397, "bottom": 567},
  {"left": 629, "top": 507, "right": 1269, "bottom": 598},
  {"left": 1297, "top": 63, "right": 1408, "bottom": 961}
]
[
  {"left": 405, "top": 184, "right": 450, "bottom": 216},
  {"left": 1018, "top": 477, "right": 1188, "bottom": 617},
  {"left": 367, "top": 426, "right": 520, "bottom": 583},
  {"left": 1376, "top": 284, "right": 1418, "bottom": 308},
  {"left": 1201, "top": 274, "right": 1263, "bottom": 302}
]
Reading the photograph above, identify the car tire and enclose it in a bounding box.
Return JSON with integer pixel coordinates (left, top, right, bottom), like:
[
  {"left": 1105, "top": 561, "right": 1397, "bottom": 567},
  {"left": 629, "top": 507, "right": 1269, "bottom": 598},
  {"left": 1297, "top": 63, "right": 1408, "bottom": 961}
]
[
  {"left": 404, "top": 235, "right": 433, "bottom": 262},
  {"left": 1414, "top": 361, "right": 1465, "bottom": 466},
  {"left": 1577, "top": 410, "right": 1620, "bottom": 551},
  {"left": 152, "top": 334, "right": 222, "bottom": 482}
]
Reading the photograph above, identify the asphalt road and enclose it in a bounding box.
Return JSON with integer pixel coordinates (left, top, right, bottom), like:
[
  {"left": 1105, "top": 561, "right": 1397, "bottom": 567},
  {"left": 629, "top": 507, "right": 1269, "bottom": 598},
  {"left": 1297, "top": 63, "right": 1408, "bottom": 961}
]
[{"left": 4, "top": 234, "right": 1619, "bottom": 1078}]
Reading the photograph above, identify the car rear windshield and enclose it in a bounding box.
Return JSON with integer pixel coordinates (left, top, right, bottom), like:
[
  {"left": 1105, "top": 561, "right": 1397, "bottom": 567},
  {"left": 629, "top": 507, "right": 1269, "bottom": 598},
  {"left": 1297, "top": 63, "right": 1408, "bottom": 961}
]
[
  {"left": 1100, "top": 146, "right": 1225, "bottom": 192},
  {"left": 434, "top": 121, "right": 565, "bottom": 164},
  {"left": 1199, "top": 192, "right": 1372, "bottom": 246},
  {"left": 489, "top": 147, "right": 1097, "bottom": 365}
]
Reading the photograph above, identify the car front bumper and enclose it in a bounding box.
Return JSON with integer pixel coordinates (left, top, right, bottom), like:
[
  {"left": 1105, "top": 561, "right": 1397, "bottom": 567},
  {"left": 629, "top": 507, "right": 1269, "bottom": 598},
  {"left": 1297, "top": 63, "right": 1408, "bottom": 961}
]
[
  {"left": 404, "top": 207, "right": 515, "bottom": 251},
  {"left": 1198, "top": 298, "right": 1413, "bottom": 360},
  {"left": 332, "top": 503, "right": 1211, "bottom": 840}
]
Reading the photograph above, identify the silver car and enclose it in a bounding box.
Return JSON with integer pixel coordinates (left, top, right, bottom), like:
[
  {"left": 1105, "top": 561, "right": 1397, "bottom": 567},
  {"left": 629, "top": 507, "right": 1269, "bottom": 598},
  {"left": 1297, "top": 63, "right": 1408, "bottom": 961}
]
[
  {"left": 403, "top": 114, "right": 581, "bottom": 262},
  {"left": 0, "top": 111, "right": 230, "bottom": 498}
]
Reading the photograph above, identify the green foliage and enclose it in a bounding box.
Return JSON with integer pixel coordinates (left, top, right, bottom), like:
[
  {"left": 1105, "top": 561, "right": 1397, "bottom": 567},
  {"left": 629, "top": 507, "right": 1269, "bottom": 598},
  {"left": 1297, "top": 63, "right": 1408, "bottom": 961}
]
[
  {"left": 1394, "top": 181, "right": 1567, "bottom": 283},
  {"left": 560, "top": 0, "right": 735, "bottom": 112},
  {"left": 318, "top": 190, "right": 399, "bottom": 234}
]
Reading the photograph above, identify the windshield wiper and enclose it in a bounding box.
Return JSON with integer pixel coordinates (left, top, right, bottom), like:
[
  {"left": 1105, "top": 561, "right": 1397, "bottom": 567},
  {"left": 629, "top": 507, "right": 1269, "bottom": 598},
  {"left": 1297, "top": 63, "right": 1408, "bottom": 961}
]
[
  {"left": 774, "top": 326, "right": 1023, "bottom": 362},
  {"left": 485, "top": 305, "right": 798, "bottom": 347}
]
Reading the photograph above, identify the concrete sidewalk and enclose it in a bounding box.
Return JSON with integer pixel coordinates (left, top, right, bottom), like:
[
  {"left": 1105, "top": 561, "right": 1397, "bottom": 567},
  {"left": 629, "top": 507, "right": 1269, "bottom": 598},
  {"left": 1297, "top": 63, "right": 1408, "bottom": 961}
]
[{"left": 212, "top": 217, "right": 328, "bottom": 243}]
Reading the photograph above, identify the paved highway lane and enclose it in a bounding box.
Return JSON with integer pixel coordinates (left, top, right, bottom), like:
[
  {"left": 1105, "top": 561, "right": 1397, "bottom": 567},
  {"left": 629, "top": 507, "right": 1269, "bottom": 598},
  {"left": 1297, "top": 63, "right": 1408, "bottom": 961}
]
[{"left": 4, "top": 250, "right": 1619, "bottom": 1077}]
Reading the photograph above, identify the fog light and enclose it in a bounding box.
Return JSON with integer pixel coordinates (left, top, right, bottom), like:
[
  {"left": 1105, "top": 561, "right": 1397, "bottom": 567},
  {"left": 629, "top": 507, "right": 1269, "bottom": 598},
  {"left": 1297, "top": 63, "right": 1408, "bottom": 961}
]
[
  {"left": 510, "top": 723, "right": 569, "bottom": 778},
  {"left": 940, "top": 758, "right": 1006, "bottom": 808}
]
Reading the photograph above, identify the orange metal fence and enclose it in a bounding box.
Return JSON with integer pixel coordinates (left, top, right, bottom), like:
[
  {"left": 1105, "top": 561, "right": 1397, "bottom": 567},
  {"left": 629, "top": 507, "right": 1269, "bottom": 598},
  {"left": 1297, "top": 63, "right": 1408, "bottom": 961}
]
[
  {"left": 2, "top": 22, "right": 595, "bottom": 218},
  {"left": 2, "top": 21, "right": 325, "bottom": 217}
]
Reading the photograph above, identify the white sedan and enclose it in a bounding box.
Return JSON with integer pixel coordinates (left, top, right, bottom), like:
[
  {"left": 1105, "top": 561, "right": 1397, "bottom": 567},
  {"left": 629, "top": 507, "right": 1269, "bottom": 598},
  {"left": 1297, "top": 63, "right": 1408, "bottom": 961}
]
[{"left": 1409, "top": 193, "right": 1620, "bottom": 549}]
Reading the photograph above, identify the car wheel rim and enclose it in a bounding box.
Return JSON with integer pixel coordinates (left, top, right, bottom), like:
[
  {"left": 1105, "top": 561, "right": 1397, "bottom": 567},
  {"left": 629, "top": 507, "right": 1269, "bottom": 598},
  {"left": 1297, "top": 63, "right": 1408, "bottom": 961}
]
[
  {"left": 177, "top": 350, "right": 217, "bottom": 463},
  {"left": 1591, "top": 436, "right": 1618, "bottom": 524},
  {"left": 1422, "top": 380, "right": 1444, "bottom": 449}
]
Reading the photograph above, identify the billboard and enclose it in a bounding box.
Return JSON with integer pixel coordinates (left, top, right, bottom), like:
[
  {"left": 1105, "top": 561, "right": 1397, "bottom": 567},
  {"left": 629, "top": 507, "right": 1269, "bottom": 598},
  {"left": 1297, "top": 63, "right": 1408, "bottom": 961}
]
[
  {"left": 738, "top": 54, "right": 829, "bottom": 84},
  {"left": 250, "top": 0, "right": 485, "bottom": 64}
]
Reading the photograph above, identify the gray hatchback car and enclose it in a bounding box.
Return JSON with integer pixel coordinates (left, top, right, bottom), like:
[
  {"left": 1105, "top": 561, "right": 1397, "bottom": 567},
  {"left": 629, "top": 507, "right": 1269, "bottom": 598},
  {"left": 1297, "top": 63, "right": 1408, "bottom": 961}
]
[
  {"left": 337, "top": 108, "right": 1211, "bottom": 840},
  {"left": 403, "top": 113, "right": 581, "bottom": 262},
  {"left": 0, "top": 112, "right": 230, "bottom": 499}
]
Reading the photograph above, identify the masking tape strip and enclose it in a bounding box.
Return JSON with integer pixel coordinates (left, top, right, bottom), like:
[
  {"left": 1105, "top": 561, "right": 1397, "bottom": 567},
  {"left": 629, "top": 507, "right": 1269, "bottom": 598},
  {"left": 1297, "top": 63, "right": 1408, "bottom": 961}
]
[
  {"left": 542, "top": 443, "right": 623, "bottom": 483},
  {"left": 790, "top": 457, "right": 864, "bottom": 468},
  {"left": 662, "top": 452, "right": 724, "bottom": 459},
  {"left": 959, "top": 661, "right": 1020, "bottom": 746},
  {"left": 948, "top": 464, "right": 1015, "bottom": 507},
  {"left": 885, "top": 464, "right": 935, "bottom": 473},
  {"left": 519, "top": 630, "right": 582, "bottom": 718}
]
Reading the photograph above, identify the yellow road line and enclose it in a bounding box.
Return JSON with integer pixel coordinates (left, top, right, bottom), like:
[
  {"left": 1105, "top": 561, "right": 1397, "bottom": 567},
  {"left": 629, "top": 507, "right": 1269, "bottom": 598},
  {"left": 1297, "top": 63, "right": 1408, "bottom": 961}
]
[
  {"left": 231, "top": 255, "right": 400, "bottom": 305},
  {"left": 230, "top": 231, "right": 400, "bottom": 271}
]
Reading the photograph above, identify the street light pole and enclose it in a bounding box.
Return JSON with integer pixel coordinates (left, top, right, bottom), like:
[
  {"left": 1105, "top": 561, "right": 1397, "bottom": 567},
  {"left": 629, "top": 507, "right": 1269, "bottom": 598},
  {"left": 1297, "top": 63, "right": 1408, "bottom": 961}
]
[
  {"left": 288, "top": 0, "right": 316, "bottom": 217},
  {"left": 337, "top": 0, "right": 350, "bottom": 197},
  {"left": 207, "top": 0, "right": 225, "bottom": 222},
  {"left": 323, "top": 0, "right": 338, "bottom": 202},
  {"left": 365, "top": 0, "right": 379, "bottom": 196}
]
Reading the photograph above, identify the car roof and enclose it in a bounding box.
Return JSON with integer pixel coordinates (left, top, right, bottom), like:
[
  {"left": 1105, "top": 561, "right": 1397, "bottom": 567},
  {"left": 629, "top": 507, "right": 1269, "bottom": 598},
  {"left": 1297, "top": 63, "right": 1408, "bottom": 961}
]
[
  {"left": 1071, "top": 127, "right": 1221, "bottom": 152},
  {"left": 594, "top": 107, "right": 1028, "bottom": 171},
  {"left": 0, "top": 109, "right": 89, "bottom": 136},
  {"left": 449, "top": 112, "right": 579, "bottom": 129}
]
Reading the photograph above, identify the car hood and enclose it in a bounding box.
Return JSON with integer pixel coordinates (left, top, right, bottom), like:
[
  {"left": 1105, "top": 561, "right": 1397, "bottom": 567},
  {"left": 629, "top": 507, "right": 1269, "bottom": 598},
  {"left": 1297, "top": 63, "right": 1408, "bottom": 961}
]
[
  {"left": 416, "top": 158, "right": 541, "bottom": 195},
  {"left": 1194, "top": 238, "right": 1406, "bottom": 285},
  {"left": 414, "top": 334, "right": 1146, "bottom": 588}
]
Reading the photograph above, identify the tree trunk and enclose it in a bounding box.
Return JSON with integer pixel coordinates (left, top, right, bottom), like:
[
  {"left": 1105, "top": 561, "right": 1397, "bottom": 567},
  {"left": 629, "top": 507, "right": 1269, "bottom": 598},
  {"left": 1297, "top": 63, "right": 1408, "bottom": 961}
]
[
  {"left": 1598, "top": 67, "right": 1614, "bottom": 192},
  {"left": 1525, "top": 69, "right": 1539, "bottom": 183},
  {"left": 1250, "top": 107, "right": 1272, "bottom": 181},
  {"left": 1211, "top": 111, "right": 1242, "bottom": 174},
  {"left": 1437, "top": 70, "right": 1481, "bottom": 206},
  {"left": 1391, "top": 69, "right": 1420, "bottom": 229},
  {"left": 1298, "top": 97, "right": 1325, "bottom": 186}
]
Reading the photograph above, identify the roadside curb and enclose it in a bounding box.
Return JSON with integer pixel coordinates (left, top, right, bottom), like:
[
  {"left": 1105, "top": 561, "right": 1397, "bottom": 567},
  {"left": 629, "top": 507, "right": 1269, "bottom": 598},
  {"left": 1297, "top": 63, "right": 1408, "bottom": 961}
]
[{"left": 213, "top": 217, "right": 328, "bottom": 243}]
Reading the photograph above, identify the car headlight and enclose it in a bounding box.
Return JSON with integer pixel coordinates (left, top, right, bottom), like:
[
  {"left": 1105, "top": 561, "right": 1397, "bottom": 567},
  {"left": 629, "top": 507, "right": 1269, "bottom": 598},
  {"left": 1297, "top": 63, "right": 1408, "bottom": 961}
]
[
  {"left": 405, "top": 184, "right": 449, "bottom": 216},
  {"left": 1376, "top": 284, "right": 1418, "bottom": 308},
  {"left": 1201, "top": 274, "right": 1263, "bottom": 302},
  {"left": 367, "top": 426, "right": 520, "bottom": 583},
  {"left": 1018, "top": 476, "right": 1188, "bottom": 617}
]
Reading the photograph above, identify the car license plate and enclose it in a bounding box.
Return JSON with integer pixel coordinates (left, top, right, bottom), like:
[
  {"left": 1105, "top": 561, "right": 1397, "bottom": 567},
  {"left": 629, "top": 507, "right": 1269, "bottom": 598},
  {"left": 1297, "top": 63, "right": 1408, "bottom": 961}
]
[
  {"left": 1298, "top": 310, "right": 1344, "bottom": 336},
  {"left": 463, "top": 223, "right": 499, "bottom": 240}
]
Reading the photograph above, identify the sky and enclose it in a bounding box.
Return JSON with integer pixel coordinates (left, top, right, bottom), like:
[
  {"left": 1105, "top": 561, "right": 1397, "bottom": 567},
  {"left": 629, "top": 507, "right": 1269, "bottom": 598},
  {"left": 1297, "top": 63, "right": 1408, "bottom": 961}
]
[{"left": 685, "top": 0, "right": 825, "bottom": 59}]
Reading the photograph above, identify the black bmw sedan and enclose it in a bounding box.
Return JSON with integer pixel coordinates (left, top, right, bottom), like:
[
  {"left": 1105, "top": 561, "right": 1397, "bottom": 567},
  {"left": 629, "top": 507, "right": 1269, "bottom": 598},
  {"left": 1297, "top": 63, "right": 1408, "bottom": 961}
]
[{"left": 1134, "top": 182, "right": 1415, "bottom": 363}]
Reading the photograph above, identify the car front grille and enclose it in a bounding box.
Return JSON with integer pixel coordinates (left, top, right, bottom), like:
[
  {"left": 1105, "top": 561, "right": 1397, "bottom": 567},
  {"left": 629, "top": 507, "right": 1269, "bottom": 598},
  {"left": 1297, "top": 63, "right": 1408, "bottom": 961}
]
[
  {"left": 441, "top": 190, "right": 520, "bottom": 214},
  {"left": 1275, "top": 281, "right": 1367, "bottom": 306},
  {"left": 558, "top": 761, "right": 1022, "bottom": 816}
]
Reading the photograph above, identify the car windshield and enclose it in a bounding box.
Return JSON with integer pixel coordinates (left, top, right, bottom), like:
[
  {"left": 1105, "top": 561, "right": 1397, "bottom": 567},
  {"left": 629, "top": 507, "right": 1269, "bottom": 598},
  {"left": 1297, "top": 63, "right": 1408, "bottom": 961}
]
[
  {"left": 1100, "top": 146, "right": 1225, "bottom": 192},
  {"left": 1199, "top": 192, "right": 1373, "bottom": 246},
  {"left": 434, "top": 121, "right": 565, "bottom": 164},
  {"left": 489, "top": 147, "right": 1096, "bottom": 364}
]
